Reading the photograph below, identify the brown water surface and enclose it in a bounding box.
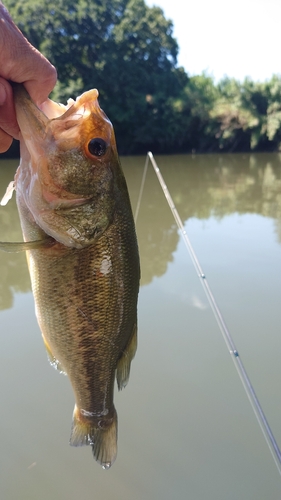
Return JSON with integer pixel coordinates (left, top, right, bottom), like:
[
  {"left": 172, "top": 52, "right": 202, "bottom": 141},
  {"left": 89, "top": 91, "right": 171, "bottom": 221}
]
[{"left": 0, "top": 153, "right": 281, "bottom": 499}]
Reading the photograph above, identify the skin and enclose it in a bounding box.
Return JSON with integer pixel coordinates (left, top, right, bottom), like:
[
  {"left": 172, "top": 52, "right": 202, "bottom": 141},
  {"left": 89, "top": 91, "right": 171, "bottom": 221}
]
[
  {"left": 0, "top": 2, "right": 57, "bottom": 152},
  {"left": 11, "top": 84, "right": 140, "bottom": 468}
]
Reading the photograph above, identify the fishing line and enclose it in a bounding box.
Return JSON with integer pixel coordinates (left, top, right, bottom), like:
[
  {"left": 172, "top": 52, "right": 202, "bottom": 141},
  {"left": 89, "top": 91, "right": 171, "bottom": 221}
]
[
  {"left": 137, "top": 151, "right": 281, "bottom": 476},
  {"left": 134, "top": 153, "right": 149, "bottom": 224}
]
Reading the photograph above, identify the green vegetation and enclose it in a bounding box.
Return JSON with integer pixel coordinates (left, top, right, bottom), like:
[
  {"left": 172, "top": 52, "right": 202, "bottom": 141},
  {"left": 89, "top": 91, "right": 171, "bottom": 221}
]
[{"left": 5, "top": 0, "right": 281, "bottom": 154}]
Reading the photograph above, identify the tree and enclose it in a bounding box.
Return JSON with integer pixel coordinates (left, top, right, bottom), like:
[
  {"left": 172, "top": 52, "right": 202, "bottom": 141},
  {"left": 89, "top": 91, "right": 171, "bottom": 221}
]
[
  {"left": 5, "top": 0, "right": 281, "bottom": 154},
  {"left": 260, "top": 75, "right": 281, "bottom": 150},
  {"left": 6, "top": 0, "right": 186, "bottom": 153},
  {"left": 209, "top": 78, "right": 257, "bottom": 152},
  {"left": 180, "top": 73, "right": 219, "bottom": 152},
  {"left": 210, "top": 76, "right": 281, "bottom": 152}
]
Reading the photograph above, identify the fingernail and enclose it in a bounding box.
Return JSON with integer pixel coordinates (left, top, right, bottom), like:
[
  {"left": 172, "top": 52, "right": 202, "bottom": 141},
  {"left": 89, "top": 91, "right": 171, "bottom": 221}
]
[{"left": 0, "top": 83, "right": 6, "bottom": 105}]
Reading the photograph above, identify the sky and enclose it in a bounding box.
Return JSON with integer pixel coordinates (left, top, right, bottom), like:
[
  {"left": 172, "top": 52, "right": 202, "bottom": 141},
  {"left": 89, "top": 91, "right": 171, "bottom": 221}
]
[{"left": 146, "top": 0, "right": 281, "bottom": 82}]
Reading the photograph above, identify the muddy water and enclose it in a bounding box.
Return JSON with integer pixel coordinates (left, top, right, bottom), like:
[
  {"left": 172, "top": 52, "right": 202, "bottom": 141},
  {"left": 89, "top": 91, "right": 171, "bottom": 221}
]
[{"left": 0, "top": 153, "right": 281, "bottom": 499}]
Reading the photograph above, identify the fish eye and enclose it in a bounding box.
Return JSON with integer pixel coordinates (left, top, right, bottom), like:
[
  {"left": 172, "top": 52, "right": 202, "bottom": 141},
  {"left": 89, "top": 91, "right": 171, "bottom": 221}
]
[{"left": 88, "top": 138, "right": 107, "bottom": 157}]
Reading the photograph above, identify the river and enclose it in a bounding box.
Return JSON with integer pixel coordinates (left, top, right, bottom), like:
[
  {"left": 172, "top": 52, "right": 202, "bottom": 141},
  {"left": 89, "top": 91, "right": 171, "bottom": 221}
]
[{"left": 0, "top": 153, "right": 281, "bottom": 499}]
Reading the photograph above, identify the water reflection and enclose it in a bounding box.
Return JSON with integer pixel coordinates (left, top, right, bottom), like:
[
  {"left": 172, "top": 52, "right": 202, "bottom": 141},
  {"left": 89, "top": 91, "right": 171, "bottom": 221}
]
[
  {"left": 128, "top": 153, "right": 281, "bottom": 284},
  {"left": 0, "top": 160, "right": 30, "bottom": 309},
  {"left": 1, "top": 154, "right": 281, "bottom": 498},
  {"left": 2, "top": 153, "right": 281, "bottom": 308}
]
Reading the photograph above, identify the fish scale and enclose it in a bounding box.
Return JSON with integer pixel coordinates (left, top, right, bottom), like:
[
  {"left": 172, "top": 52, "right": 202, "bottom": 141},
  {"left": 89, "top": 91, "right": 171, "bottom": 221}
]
[
  {"left": 24, "top": 199, "right": 139, "bottom": 466},
  {"left": 1, "top": 83, "right": 140, "bottom": 468}
]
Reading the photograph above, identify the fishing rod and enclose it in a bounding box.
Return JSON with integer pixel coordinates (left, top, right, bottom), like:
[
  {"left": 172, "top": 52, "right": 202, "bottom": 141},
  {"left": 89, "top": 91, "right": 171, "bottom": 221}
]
[{"left": 135, "top": 151, "right": 281, "bottom": 477}]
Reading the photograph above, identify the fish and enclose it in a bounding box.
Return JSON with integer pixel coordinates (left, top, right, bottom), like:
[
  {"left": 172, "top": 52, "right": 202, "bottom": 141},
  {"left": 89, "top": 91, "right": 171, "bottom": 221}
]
[{"left": 0, "top": 83, "right": 140, "bottom": 469}]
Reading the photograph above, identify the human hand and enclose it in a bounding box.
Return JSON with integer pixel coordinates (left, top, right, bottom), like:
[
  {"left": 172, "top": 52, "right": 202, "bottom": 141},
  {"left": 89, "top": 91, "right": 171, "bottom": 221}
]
[{"left": 0, "top": 3, "right": 57, "bottom": 152}]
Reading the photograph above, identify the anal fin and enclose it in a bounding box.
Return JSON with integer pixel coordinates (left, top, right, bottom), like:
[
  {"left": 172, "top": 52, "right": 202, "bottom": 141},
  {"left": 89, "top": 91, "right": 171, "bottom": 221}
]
[
  {"left": 42, "top": 333, "right": 66, "bottom": 375},
  {"left": 116, "top": 323, "right": 137, "bottom": 390}
]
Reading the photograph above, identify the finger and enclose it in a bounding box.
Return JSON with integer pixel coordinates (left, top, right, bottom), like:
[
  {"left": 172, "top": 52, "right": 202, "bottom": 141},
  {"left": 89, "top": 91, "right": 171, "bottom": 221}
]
[
  {"left": 0, "top": 78, "right": 20, "bottom": 139},
  {"left": 0, "top": 127, "right": 13, "bottom": 153},
  {"left": 22, "top": 46, "right": 57, "bottom": 105},
  {"left": 0, "top": 8, "right": 57, "bottom": 105}
]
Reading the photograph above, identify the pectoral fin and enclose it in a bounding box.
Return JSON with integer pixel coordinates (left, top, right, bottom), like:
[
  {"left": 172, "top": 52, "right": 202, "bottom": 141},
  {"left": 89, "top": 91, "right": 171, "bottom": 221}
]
[
  {"left": 116, "top": 323, "right": 137, "bottom": 390},
  {"left": 0, "top": 180, "right": 15, "bottom": 206},
  {"left": 0, "top": 237, "right": 54, "bottom": 252}
]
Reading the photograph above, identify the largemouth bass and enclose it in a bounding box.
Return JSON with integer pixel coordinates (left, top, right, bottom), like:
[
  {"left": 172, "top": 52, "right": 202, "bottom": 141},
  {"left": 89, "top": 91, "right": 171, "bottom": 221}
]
[{"left": 1, "top": 84, "right": 140, "bottom": 469}]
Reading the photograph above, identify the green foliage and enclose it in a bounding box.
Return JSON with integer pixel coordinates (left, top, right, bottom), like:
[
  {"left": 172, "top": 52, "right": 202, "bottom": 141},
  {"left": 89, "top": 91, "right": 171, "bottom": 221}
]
[
  {"left": 6, "top": 0, "right": 184, "bottom": 153},
  {"left": 4, "top": 0, "right": 281, "bottom": 154},
  {"left": 210, "top": 78, "right": 257, "bottom": 151}
]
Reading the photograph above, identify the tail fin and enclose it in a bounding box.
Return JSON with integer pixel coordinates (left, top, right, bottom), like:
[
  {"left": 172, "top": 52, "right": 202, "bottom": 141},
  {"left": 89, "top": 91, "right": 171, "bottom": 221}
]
[{"left": 70, "top": 405, "right": 117, "bottom": 469}]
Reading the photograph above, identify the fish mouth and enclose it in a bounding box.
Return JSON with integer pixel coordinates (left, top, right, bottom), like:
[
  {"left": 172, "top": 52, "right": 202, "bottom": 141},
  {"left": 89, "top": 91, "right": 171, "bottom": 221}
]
[
  {"left": 13, "top": 84, "right": 115, "bottom": 248},
  {"left": 13, "top": 84, "right": 99, "bottom": 207},
  {"left": 14, "top": 83, "right": 109, "bottom": 155},
  {"left": 14, "top": 84, "right": 113, "bottom": 197}
]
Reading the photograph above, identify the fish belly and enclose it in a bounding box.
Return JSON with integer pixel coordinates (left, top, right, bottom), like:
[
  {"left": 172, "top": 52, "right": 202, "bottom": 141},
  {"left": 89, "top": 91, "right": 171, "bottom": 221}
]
[{"left": 25, "top": 217, "right": 139, "bottom": 468}]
